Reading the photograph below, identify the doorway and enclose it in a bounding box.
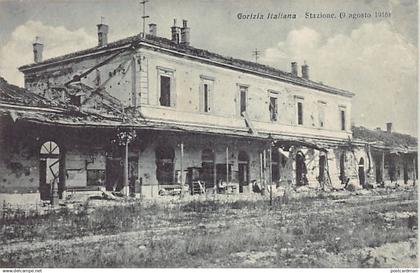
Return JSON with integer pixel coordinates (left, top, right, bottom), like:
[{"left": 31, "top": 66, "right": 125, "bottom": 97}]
[
  {"left": 105, "top": 158, "right": 123, "bottom": 191},
  {"left": 155, "top": 145, "right": 175, "bottom": 185},
  {"left": 340, "top": 152, "right": 346, "bottom": 184},
  {"left": 319, "top": 155, "right": 326, "bottom": 184},
  {"left": 358, "top": 158, "right": 365, "bottom": 187},
  {"left": 201, "top": 148, "right": 215, "bottom": 188},
  {"left": 296, "top": 151, "right": 307, "bottom": 186},
  {"left": 238, "top": 151, "right": 249, "bottom": 193}
]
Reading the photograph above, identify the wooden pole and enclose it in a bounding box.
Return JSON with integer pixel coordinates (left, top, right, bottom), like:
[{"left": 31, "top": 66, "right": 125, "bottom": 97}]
[
  {"left": 263, "top": 149, "right": 267, "bottom": 195},
  {"left": 226, "top": 145, "right": 229, "bottom": 186},
  {"left": 381, "top": 151, "right": 385, "bottom": 184},
  {"left": 269, "top": 143, "right": 273, "bottom": 206},
  {"left": 213, "top": 144, "right": 217, "bottom": 193},
  {"left": 123, "top": 142, "right": 129, "bottom": 196},
  {"left": 260, "top": 152, "right": 263, "bottom": 187},
  {"left": 180, "top": 141, "right": 184, "bottom": 197},
  {"left": 413, "top": 157, "right": 417, "bottom": 185}
]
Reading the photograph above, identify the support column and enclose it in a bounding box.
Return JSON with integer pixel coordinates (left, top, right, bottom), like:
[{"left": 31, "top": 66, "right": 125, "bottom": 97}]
[
  {"left": 262, "top": 148, "right": 267, "bottom": 195},
  {"left": 259, "top": 151, "right": 263, "bottom": 186},
  {"left": 226, "top": 145, "right": 229, "bottom": 184},
  {"left": 123, "top": 142, "right": 129, "bottom": 196},
  {"left": 138, "top": 149, "right": 142, "bottom": 197},
  {"left": 180, "top": 141, "right": 184, "bottom": 197},
  {"left": 413, "top": 156, "right": 417, "bottom": 185},
  {"left": 268, "top": 143, "right": 273, "bottom": 205},
  {"left": 381, "top": 151, "right": 385, "bottom": 184},
  {"left": 213, "top": 143, "right": 217, "bottom": 193}
]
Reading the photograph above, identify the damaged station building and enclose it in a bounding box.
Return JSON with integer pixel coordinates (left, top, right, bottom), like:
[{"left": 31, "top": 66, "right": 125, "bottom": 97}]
[{"left": 0, "top": 20, "right": 417, "bottom": 203}]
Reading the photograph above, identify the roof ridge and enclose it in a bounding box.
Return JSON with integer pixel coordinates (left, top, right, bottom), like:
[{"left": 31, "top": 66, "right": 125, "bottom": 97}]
[{"left": 18, "top": 34, "right": 354, "bottom": 97}]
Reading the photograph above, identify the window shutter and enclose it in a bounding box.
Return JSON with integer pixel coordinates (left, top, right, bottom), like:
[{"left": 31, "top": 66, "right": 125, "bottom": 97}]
[
  {"left": 199, "top": 82, "right": 204, "bottom": 112},
  {"left": 207, "top": 83, "right": 212, "bottom": 112}
]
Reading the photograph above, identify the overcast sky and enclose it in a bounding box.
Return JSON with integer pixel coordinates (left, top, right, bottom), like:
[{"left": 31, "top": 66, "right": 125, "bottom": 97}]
[{"left": 0, "top": 0, "right": 417, "bottom": 135}]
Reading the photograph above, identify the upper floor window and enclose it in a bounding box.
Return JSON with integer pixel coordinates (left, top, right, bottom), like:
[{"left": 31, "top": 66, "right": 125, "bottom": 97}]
[
  {"left": 157, "top": 67, "right": 175, "bottom": 107},
  {"left": 339, "top": 106, "right": 346, "bottom": 131},
  {"left": 269, "top": 91, "right": 278, "bottom": 121},
  {"left": 239, "top": 85, "right": 248, "bottom": 116},
  {"left": 295, "top": 96, "right": 304, "bottom": 125},
  {"left": 318, "top": 101, "right": 326, "bottom": 128},
  {"left": 160, "top": 75, "right": 171, "bottom": 106},
  {"left": 200, "top": 76, "right": 214, "bottom": 113}
]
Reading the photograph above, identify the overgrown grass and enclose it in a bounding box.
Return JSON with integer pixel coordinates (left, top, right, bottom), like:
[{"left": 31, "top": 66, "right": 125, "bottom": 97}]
[{"left": 0, "top": 189, "right": 417, "bottom": 267}]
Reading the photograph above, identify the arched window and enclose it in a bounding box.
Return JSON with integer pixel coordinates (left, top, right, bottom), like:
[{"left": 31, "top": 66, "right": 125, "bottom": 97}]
[{"left": 40, "top": 141, "right": 60, "bottom": 156}]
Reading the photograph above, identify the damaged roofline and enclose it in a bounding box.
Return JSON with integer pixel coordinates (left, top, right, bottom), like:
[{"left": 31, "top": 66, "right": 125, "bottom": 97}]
[
  {"left": 0, "top": 103, "right": 64, "bottom": 113},
  {"left": 18, "top": 38, "right": 354, "bottom": 98},
  {"left": 18, "top": 44, "right": 132, "bottom": 72},
  {"left": 138, "top": 42, "right": 355, "bottom": 98}
]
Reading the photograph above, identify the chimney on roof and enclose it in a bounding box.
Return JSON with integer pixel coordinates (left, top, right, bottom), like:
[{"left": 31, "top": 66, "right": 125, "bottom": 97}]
[
  {"left": 386, "top": 122, "right": 392, "bottom": 133},
  {"left": 291, "top": 62, "right": 298, "bottom": 77},
  {"left": 301, "top": 61, "right": 309, "bottom": 80},
  {"left": 180, "top": 19, "right": 190, "bottom": 46},
  {"left": 97, "top": 23, "right": 109, "bottom": 47},
  {"left": 149, "top": 23, "right": 157, "bottom": 36},
  {"left": 33, "top": 36, "right": 44, "bottom": 63},
  {"left": 171, "top": 19, "right": 180, "bottom": 43}
]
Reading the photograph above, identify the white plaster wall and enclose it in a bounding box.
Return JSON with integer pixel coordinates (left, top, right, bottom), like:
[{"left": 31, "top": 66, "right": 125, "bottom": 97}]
[{"left": 140, "top": 48, "right": 353, "bottom": 140}]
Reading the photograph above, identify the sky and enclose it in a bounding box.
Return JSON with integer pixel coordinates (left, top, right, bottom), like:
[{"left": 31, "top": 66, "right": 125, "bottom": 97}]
[{"left": 0, "top": 0, "right": 418, "bottom": 135}]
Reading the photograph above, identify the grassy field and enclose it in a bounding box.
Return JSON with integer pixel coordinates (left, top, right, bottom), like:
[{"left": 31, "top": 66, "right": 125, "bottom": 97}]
[{"left": 0, "top": 188, "right": 417, "bottom": 268}]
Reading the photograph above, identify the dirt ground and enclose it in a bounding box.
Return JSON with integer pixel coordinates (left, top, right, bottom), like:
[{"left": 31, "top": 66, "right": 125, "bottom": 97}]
[{"left": 0, "top": 187, "right": 418, "bottom": 268}]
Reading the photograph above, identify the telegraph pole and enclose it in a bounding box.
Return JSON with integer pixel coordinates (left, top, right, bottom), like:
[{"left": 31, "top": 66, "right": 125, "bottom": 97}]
[
  {"left": 140, "top": 0, "right": 150, "bottom": 36},
  {"left": 252, "top": 48, "right": 261, "bottom": 63}
]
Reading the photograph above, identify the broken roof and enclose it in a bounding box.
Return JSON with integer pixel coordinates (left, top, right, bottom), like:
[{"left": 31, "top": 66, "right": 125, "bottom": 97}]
[
  {"left": 18, "top": 34, "right": 354, "bottom": 98},
  {"left": 0, "top": 76, "right": 61, "bottom": 108},
  {"left": 352, "top": 126, "right": 417, "bottom": 151}
]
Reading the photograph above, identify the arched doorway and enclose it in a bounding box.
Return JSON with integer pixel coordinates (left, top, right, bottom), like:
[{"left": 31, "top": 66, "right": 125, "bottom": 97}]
[
  {"left": 238, "top": 151, "right": 249, "bottom": 193},
  {"left": 155, "top": 145, "right": 175, "bottom": 185},
  {"left": 295, "top": 151, "right": 307, "bottom": 186},
  {"left": 201, "top": 148, "right": 215, "bottom": 188},
  {"left": 39, "top": 141, "right": 61, "bottom": 201},
  {"left": 358, "top": 157, "right": 365, "bottom": 187}
]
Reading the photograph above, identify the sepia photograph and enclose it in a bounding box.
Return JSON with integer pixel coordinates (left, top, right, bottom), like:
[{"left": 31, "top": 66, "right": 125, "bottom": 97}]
[{"left": 0, "top": 0, "right": 418, "bottom": 269}]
